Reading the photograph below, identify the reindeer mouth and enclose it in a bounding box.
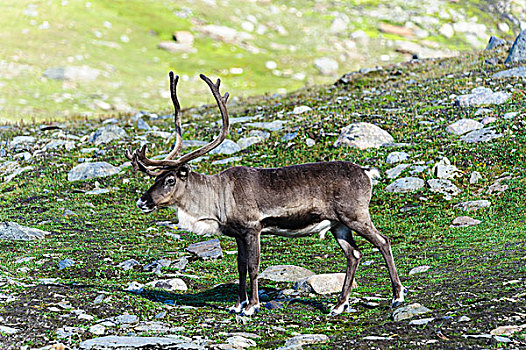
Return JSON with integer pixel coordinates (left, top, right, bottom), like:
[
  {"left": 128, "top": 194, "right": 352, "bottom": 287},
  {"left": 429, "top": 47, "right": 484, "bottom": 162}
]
[{"left": 136, "top": 198, "right": 157, "bottom": 214}]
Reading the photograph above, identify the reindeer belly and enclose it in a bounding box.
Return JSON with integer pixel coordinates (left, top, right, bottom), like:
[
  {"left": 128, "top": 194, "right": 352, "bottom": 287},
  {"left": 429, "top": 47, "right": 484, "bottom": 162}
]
[{"left": 261, "top": 217, "right": 334, "bottom": 238}]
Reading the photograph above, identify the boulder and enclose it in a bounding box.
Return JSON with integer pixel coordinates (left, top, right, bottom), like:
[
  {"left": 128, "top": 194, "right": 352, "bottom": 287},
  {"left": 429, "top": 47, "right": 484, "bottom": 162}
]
[
  {"left": 386, "top": 151, "right": 410, "bottom": 164},
  {"left": 89, "top": 125, "right": 127, "bottom": 145},
  {"left": 446, "top": 119, "right": 483, "bottom": 136},
  {"left": 186, "top": 239, "right": 223, "bottom": 260},
  {"left": 43, "top": 66, "right": 100, "bottom": 81},
  {"left": 259, "top": 265, "right": 315, "bottom": 282},
  {"left": 67, "top": 162, "right": 120, "bottom": 182},
  {"left": 493, "top": 66, "right": 526, "bottom": 79},
  {"left": 454, "top": 200, "right": 491, "bottom": 211},
  {"left": 79, "top": 336, "right": 193, "bottom": 350},
  {"left": 505, "top": 29, "right": 526, "bottom": 63},
  {"left": 209, "top": 139, "right": 241, "bottom": 155},
  {"left": 146, "top": 278, "right": 188, "bottom": 292},
  {"left": 485, "top": 36, "right": 506, "bottom": 50},
  {"left": 293, "top": 273, "right": 357, "bottom": 294},
  {"left": 450, "top": 216, "right": 481, "bottom": 227},
  {"left": 334, "top": 122, "right": 394, "bottom": 150},
  {"left": 313, "top": 57, "right": 339, "bottom": 76},
  {"left": 0, "top": 222, "right": 48, "bottom": 241},
  {"left": 385, "top": 177, "right": 424, "bottom": 193},
  {"left": 455, "top": 87, "right": 510, "bottom": 107},
  {"left": 427, "top": 179, "right": 461, "bottom": 199},
  {"left": 392, "top": 303, "right": 431, "bottom": 321},
  {"left": 460, "top": 127, "right": 502, "bottom": 143}
]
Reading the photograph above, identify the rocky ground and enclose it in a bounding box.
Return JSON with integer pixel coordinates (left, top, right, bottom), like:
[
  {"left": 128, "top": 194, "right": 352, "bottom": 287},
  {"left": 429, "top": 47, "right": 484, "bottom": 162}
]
[
  {"left": 0, "top": 35, "right": 526, "bottom": 349},
  {"left": 1, "top": 0, "right": 525, "bottom": 121}
]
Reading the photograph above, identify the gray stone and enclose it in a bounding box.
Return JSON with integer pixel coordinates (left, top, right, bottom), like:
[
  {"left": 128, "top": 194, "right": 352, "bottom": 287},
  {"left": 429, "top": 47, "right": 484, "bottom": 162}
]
[
  {"left": 470, "top": 171, "right": 482, "bottom": 184},
  {"left": 409, "top": 317, "right": 434, "bottom": 325},
  {"left": 42, "top": 139, "right": 77, "bottom": 151},
  {"left": 293, "top": 273, "right": 356, "bottom": 294},
  {"left": 503, "top": 112, "right": 519, "bottom": 120},
  {"left": 432, "top": 158, "right": 462, "bottom": 179},
  {"left": 158, "top": 41, "right": 195, "bottom": 53},
  {"left": 211, "top": 156, "right": 242, "bottom": 165},
  {"left": 136, "top": 118, "right": 151, "bottom": 131},
  {"left": 57, "top": 326, "right": 84, "bottom": 338},
  {"left": 134, "top": 321, "right": 184, "bottom": 333},
  {"left": 474, "top": 108, "right": 492, "bottom": 116},
  {"left": 182, "top": 140, "right": 208, "bottom": 148},
  {"left": 90, "top": 324, "right": 106, "bottom": 335},
  {"left": 143, "top": 259, "right": 172, "bottom": 273},
  {"left": 408, "top": 265, "right": 430, "bottom": 275},
  {"left": 505, "top": 29, "right": 526, "bottom": 63},
  {"left": 427, "top": 179, "right": 461, "bottom": 199},
  {"left": 281, "top": 132, "right": 298, "bottom": 142},
  {"left": 146, "top": 278, "right": 188, "bottom": 292},
  {"left": 458, "top": 316, "right": 471, "bottom": 322},
  {"left": 126, "top": 281, "right": 144, "bottom": 294},
  {"left": 9, "top": 136, "right": 36, "bottom": 149},
  {"left": 226, "top": 335, "right": 256, "bottom": 348},
  {"left": 385, "top": 177, "right": 425, "bottom": 193},
  {"left": 0, "top": 325, "right": 19, "bottom": 334},
  {"left": 58, "top": 258, "right": 75, "bottom": 270},
  {"left": 314, "top": 57, "right": 339, "bottom": 75},
  {"left": 455, "top": 88, "right": 510, "bottom": 107},
  {"left": 481, "top": 116, "right": 497, "bottom": 125},
  {"left": 114, "top": 314, "right": 139, "bottom": 325},
  {"left": 245, "top": 120, "right": 287, "bottom": 131},
  {"left": 454, "top": 200, "right": 491, "bottom": 211},
  {"left": 446, "top": 119, "right": 483, "bottom": 135},
  {"left": 237, "top": 137, "right": 261, "bottom": 150},
  {"left": 209, "top": 139, "right": 241, "bottom": 155},
  {"left": 43, "top": 66, "right": 100, "bottom": 81},
  {"left": 460, "top": 127, "right": 502, "bottom": 143},
  {"left": 386, "top": 151, "right": 410, "bottom": 164},
  {"left": 79, "top": 336, "right": 194, "bottom": 349},
  {"left": 89, "top": 125, "right": 127, "bottom": 145},
  {"left": 392, "top": 303, "right": 431, "bottom": 321},
  {"left": 0, "top": 222, "right": 48, "bottom": 241},
  {"left": 186, "top": 239, "right": 223, "bottom": 260},
  {"left": 247, "top": 130, "right": 270, "bottom": 140},
  {"left": 334, "top": 122, "right": 394, "bottom": 150},
  {"left": 68, "top": 162, "right": 120, "bottom": 182},
  {"left": 485, "top": 36, "right": 506, "bottom": 50},
  {"left": 282, "top": 334, "right": 329, "bottom": 348},
  {"left": 386, "top": 164, "right": 410, "bottom": 179},
  {"left": 292, "top": 106, "right": 312, "bottom": 114},
  {"left": 117, "top": 259, "right": 140, "bottom": 271},
  {"left": 259, "top": 265, "right": 315, "bottom": 282},
  {"left": 493, "top": 66, "right": 526, "bottom": 78},
  {"left": 450, "top": 216, "right": 481, "bottom": 227},
  {"left": 494, "top": 336, "right": 512, "bottom": 343}
]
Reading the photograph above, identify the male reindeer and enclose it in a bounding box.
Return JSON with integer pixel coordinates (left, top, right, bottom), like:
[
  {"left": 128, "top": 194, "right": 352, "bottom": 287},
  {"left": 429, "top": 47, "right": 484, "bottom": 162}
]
[{"left": 126, "top": 72, "right": 406, "bottom": 316}]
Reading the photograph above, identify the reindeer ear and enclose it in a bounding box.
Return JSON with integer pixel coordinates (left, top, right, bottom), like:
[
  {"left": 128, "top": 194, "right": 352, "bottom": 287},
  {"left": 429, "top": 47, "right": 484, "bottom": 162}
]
[{"left": 177, "top": 164, "right": 190, "bottom": 180}]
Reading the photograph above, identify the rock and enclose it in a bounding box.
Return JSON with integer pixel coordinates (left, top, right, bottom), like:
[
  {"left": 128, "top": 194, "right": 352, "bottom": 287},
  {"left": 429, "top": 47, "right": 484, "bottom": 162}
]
[
  {"left": 293, "top": 273, "right": 357, "bottom": 294},
  {"left": 212, "top": 156, "right": 242, "bottom": 165},
  {"left": 460, "top": 127, "right": 502, "bottom": 143},
  {"left": 385, "top": 177, "right": 425, "bottom": 193},
  {"left": 427, "top": 179, "right": 461, "bottom": 199},
  {"left": 386, "top": 164, "right": 410, "bottom": 179},
  {"left": 386, "top": 151, "right": 410, "bottom": 164},
  {"left": 9, "top": 136, "right": 36, "bottom": 149},
  {"left": 199, "top": 24, "right": 252, "bottom": 43},
  {"left": 292, "top": 106, "right": 312, "bottom": 114},
  {"left": 305, "top": 138, "right": 315, "bottom": 147},
  {"left": 439, "top": 23, "right": 454, "bottom": 38},
  {"left": 392, "top": 303, "right": 431, "bottom": 321},
  {"left": 245, "top": 120, "right": 287, "bottom": 131},
  {"left": 117, "top": 259, "right": 140, "bottom": 271},
  {"left": 126, "top": 281, "right": 144, "bottom": 294},
  {"left": 143, "top": 259, "right": 172, "bottom": 273},
  {"left": 58, "top": 258, "right": 75, "bottom": 270},
  {"left": 157, "top": 41, "right": 195, "bottom": 53},
  {"left": 503, "top": 112, "right": 519, "bottom": 120},
  {"left": 487, "top": 176, "right": 510, "bottom": 194},
  {"left": 172, "top": 257, "right": 188, "bottom": 270},
  {"left": 186, "top": 239, "right": 223, "bottom": 260},
  {"left": 238, "top": 137, "right": 261, "bottom": 150},
  {"left": 146, "top": 278, "right": 188, "bottom": 292},
  {"left": 67, "top": 162, "right": 120, "bottom": 182},
  {"left": 43, "top": 66, "right": 100, "bottom": 81},
  {"left": 446, "top": 119, "right": 483, "bottom": 136},
  {"left": 409, "top": 317, "right": 434, "bottom": 325},
  {"left": 481, "top": 116, "right": 497, "bottom": 125},
  {"left": 379, "top": 23, "right": 413, "bottom": 37},
  {"left": 450, "top": 216, "right": 481, "bottom": 227},
  {"left": 330, "top": 14, "right": 349, "bottom": 33},
  {"left": 334, "top": 122, "right": 394, "bottom": 150},
  {"left": 208, "top": 139, "right": 241, "bottom": 155},
  {"left": 282, "top": 334, "right": 329, "bottom": 348},
  {"left": 226, "top": 336, "right": 256, "bottom": 348},
  {"left": 490, "top": 324, "right": 526, "bottom": 336},
  {"left": 493, "top": 66, "right": 526, "bottom": 78},
  {"left": 470, "top": 171, "right": 482, "bottom": 184},
  {"left": 408, "top": 265, "right": 430, "bottom": 275},
  {"left": 313, "top": 57, "right": 339, "bottom": 75},
  {"left": 136, "top": 118, "right": 150, "bottom": 131},
  {"left": 113, "top": 314, "right": 139, "bottom": 325},
  {"left": 455, "top": 87, "right": 510, "bottom": 107},
  {"left": 89, "top": 125, "right": 127, "bottom": 145},
  {"left": 90, "top": 324, "right": 106, "bottom": 335},
  {"left": 259, "top": 265, "right": 315, "bottom": 282},
  {"left": 458, "top": 316, "right": 471, "bottom": 322},
  {"left": 485, "top": 36, "right": 506, "bottom": 50},
  {"left": 281, "top": 132, "right": 298, "bottom": 142},
  {"left": 494, "top": 335, "right": 512, "bottom": 343},
  {"left": 173, "top": 31, "right": 194, "bottom": 45},
  {"left": 432, "top": 158, "right": 462, "bottom": 179},
  {"left": 505, "top": 29, "right": 526, "bottom": 63},
  {"left": 0, "top": 222, "right": 48, "bottom": 241},
  {"left": 57, "top": 326, "right": 84, "bottom": 338},
  {"left": 134, "top": 321, "right": 183, "bottom": 333},
  {"left": 0, "top": 325, "right": 19, "bottom": 334},
  {"left": 79, "top": 336, "right": 195, "bottom": 350},
  {"left": 454, "top": 200, "right": 491, "bottom": 211},
  {"left": 42, "top": 139, "right": 77, "bottom": 151}
]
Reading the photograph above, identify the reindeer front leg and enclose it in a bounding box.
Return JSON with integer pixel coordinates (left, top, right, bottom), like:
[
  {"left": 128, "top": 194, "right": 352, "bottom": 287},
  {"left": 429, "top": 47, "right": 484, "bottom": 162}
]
[
  {"left": 229, "top": 236, "right": 248, "bottom": 313},
  {"left": 240, "top": 231, "right": 261, "bottom": 316}
]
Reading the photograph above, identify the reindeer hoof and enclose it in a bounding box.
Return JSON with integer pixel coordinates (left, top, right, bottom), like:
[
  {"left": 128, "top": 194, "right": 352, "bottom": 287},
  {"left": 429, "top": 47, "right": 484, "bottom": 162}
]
[
  {"left": 228, "top": 300, "right": 247, "bottom": 314},
  {"left": 328, "top": 302, "right": 349, "bottom": 316},
  {"left": 391, "top": 287, "right": 408, "bottom": 308},
  {"left": 239, "top": 304, "right": 260, "bottom": 317}
]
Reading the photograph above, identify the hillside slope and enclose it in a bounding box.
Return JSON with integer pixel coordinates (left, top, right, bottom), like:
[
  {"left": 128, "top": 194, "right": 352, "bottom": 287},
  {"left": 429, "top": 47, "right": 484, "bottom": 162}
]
[{"left": 0, "top": 0, "right": 524, "bottom": 122}]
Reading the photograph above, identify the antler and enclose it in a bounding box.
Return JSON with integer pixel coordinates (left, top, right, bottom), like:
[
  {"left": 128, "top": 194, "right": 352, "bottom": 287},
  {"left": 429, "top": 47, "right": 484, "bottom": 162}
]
[{"left": 125, "top": 73, "right": 230, "bottom": 175}]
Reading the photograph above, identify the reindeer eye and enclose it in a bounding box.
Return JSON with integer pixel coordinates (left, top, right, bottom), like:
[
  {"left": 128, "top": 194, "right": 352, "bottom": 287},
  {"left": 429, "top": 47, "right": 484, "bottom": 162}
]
[{"left": 166, "top": 177, "right": 175, "bottom": 186}]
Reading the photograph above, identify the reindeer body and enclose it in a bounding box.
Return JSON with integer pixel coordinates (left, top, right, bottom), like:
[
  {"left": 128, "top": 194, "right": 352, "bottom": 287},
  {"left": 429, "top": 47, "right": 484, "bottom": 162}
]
[{"left": 127, "top": 73, "right": 405, "bottom": 317}]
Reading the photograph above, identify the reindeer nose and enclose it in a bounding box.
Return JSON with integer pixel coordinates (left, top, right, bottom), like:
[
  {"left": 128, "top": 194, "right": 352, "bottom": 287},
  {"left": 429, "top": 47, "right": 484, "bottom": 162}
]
[{"left": 136, "top": 194, "right": 155, "bottom": 213}]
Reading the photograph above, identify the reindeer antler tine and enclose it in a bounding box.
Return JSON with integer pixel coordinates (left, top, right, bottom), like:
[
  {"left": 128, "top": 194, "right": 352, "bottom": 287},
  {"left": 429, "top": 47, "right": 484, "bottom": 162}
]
[
  {"left": 222, "top": 92, "right": 230, "bottom": 103},
  {"left": 125, "top": 146, "right": 134, "bottom": 160}
]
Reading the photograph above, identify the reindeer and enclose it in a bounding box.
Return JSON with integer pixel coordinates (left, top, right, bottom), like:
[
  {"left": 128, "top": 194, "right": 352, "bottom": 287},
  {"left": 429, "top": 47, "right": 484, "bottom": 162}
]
[{"left": 125, "top": 72, "right": 406, "bottom": 316}]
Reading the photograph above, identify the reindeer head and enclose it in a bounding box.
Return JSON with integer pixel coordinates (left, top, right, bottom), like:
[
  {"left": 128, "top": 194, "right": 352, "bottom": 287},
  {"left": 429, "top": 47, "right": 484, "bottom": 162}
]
[{"left": 125, "top": 72, "right": 230, "bottom": 213}]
